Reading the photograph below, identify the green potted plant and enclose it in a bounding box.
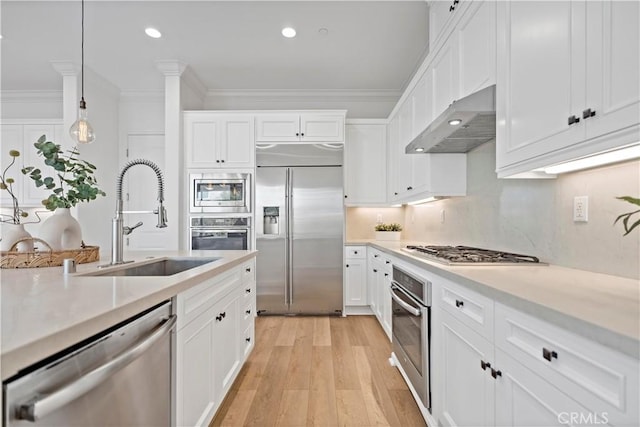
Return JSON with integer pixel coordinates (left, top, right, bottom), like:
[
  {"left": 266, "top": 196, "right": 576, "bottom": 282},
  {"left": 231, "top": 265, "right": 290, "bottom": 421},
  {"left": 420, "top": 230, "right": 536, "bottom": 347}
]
[
  {"left": 0, "top": 149, "right": 35, "bottom": 252},
  {"left": 21, "top": 135, "right": 106, "bottom": 250},
  {"left": 614, "top": 196, "right": 640, "bottom": 236},
  {"left": 374, "top": 222, "right": 403, "bottom": 241}
]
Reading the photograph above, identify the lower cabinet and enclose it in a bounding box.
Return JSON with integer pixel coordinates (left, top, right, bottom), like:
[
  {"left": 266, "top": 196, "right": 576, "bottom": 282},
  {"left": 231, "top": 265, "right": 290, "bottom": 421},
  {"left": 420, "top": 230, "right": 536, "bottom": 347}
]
[
  {"left": 175, "top": 259, "right": 256, "bottom": 427},
  {"left": 344, "top": 246, "right": 368, "bottom": 308},
  {"left": 432, "top": 276, "right": 639, "bottom": 427},
  {"left": 367, "top": 248, "right": 392, "bottom": 339}
]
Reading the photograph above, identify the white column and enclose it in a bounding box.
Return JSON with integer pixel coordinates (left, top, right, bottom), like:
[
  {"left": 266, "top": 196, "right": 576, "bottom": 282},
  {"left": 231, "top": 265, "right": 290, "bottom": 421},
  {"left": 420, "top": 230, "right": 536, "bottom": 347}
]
[
  {"left": 156, "top": 60, "right": 186, "bottom": 250},
  {"left": 50, "top": 61, "right": 78, "bottom": 149}
]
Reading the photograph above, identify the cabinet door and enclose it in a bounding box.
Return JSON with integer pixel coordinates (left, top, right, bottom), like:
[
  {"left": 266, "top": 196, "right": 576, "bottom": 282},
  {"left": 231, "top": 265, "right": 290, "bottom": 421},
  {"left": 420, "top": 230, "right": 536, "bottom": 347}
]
[
  {"left": 0, "top": 125, "right": 24, "bottom": 206},
  {"left": 176, "top": 306, "right": 216, "bottom": 427},
  {"left": 585, "top": 0, "right": 640, "bottom": 141},
  {"left": 496, "top": 1, "right": 586, "bottom": 171},
  {"left": 495, "top": 350, "right": 592, "bottom": 427},
  {"left": 213, "top": 292, "right": 240, "bottom": 398},
  {"left": 255, "top": 115, "right": 300, "bottom": 142},
  {"left": 429, "top": 0, "right": 457, "bottom": 51},
  {"left": 431, "top": 35, "right": 458, "bottom": 121},
  {"left": 345, "top": 259, "right": 367, "bottom": 306},
  {"left": 456, "top": 0, "right": 496, "bottom": 98},
  {"left": 300, "top": 114, "right": 345, "bottom": 142},
  {"left": 219, "top": 115, "right": 255, "bottom": 168},
  {"left": 185, "top": 113, "right": 220, "bottom": 167},
  {"left": 367, "top": 257, "right": 379, "bottom": 314},
  {"left": 438, "top": 309, "right": 495, "bottom": 427},
  {"left": 397, "top": 101, "right": 414, "bottom": 195},
  {"left": 387, "top": 115, "right": 401, "bottom": 201},
  {"left": 344, "top": 124, "right": 387, "bottom": 205},
  {"left": 411, "top": 71, "right": 433, "bottom": 139},
  {"left": 381, "top": 270, "right": 392, "bottom": 339},
  {"left": 22, "top": 124, "right": 63, "bottom": 206}
]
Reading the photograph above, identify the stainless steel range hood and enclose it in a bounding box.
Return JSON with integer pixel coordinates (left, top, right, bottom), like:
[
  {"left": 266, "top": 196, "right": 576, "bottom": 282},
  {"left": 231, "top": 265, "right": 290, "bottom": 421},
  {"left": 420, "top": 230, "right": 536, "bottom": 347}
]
[{"left": 406, "top": 84, "right": 496, "bottom": 154}]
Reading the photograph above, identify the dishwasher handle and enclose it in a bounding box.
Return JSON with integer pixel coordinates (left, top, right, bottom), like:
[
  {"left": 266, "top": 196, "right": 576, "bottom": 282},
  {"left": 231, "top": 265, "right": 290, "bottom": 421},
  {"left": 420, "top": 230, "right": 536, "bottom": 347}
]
[{"left": 17, "top": 314, "right": 177, "bottom": 422}]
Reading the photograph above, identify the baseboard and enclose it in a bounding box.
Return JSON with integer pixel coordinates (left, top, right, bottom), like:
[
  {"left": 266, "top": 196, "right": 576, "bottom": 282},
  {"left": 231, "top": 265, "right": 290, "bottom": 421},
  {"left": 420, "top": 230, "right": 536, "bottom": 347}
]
[{"left": 343, "top": 305, "right": 374, "bottom": 315}]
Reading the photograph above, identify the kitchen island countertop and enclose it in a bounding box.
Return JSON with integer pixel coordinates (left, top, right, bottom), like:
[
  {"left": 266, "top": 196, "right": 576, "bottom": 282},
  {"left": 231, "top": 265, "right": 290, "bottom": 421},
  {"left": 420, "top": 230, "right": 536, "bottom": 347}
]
[
  {"left": 1, "top": 250, "right": 257, "bottom": 381},
  {"left": 347, "top": 240, "right": 640, "bottom": 358}
]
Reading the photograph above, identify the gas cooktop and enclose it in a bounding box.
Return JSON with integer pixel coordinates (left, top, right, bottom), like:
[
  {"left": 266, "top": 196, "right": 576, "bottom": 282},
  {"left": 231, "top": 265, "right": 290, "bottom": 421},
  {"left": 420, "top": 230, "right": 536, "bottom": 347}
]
[{"left": 402, "top": 245, "right": 545, "bottom": 266}]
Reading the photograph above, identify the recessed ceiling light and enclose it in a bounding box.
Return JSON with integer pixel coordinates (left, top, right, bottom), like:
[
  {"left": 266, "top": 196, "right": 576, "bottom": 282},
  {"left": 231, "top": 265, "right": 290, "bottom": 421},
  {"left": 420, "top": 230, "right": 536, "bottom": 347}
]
[
  {"left": 448, "top": 119, "right": 462, "bottom": 126},
  {"left": 415, "top": 147, "right": 425, "bottom": 152},
  {"left": 145, "top": 28, "right": 162, "bottom": 39},
  {"left": 282, "top": 27, "right": 296, "bottom": 38},
  {"left": 318, "top": 28, "right": 329, "bottom": 36}
]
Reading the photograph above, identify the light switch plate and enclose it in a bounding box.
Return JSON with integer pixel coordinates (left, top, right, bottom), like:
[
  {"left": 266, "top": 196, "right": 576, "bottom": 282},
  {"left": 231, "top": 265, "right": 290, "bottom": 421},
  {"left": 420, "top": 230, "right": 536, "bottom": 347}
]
[{"left": 573, "top": 196, "right": 588, "bottom": 222}]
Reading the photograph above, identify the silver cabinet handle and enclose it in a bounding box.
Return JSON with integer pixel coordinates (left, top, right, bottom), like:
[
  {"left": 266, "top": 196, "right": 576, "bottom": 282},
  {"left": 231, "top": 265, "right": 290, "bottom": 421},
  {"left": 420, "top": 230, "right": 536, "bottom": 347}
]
[
  {"left": 390, "top": 284, "right": 421, "bottom": 317},
  {"left": 18, "top": 315, "right": 177, "bottom": 422}
]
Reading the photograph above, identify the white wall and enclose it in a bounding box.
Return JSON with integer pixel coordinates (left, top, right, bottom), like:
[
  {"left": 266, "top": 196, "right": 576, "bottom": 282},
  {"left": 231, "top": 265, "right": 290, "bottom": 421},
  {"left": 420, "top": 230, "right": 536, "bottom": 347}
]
[
  {"left": 0, "top": 91, "right": 63, "bottom": 120},
  {"left": 347, "top": 141, "right": 640, "bottom": 279}
]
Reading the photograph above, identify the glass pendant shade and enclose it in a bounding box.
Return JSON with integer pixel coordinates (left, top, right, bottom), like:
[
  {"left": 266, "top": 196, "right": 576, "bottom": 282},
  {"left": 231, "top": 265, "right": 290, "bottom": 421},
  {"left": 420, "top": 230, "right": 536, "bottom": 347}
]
[{"left": 69, "top": 100, "right": 95, "bottom": 144}]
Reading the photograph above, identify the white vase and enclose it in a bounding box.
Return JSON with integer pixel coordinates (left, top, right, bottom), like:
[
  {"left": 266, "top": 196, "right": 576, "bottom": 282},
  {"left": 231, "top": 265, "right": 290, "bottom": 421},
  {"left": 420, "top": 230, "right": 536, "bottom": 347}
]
[
  {"left": 39, "top": 208, "right": 83, "bottom": 250},
  {"left": 1, "top": 223, "right": 35, "bottom": 252},
  {"left": 375, "top": 231, "right": 402, "bottom": 241}
]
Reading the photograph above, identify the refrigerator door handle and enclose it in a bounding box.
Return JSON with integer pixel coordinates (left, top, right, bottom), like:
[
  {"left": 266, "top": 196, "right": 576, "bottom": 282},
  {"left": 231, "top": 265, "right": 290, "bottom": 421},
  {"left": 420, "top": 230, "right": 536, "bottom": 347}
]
[{"left": 287, "top": 168, "right": 294, "bottom": 306}]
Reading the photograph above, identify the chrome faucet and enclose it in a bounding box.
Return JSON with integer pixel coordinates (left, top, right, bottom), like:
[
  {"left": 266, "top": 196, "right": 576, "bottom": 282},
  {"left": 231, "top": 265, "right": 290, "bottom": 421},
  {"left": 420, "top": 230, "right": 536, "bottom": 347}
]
[{"left": 101, "top": 159, "right": 167, "bottom": 267}]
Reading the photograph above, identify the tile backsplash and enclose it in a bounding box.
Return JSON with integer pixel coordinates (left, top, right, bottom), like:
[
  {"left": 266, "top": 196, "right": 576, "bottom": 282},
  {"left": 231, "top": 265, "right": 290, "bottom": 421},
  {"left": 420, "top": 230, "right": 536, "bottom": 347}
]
[{"left": 346, "top": 141, "right": 640, "bottom": 279}]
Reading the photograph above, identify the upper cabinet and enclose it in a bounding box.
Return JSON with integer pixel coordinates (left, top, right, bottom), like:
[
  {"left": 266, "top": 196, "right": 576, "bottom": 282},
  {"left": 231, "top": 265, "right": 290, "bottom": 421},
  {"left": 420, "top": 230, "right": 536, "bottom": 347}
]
[
  {"left": 184, "top": 112, "right": 255, "bottom": 169},
  {"left": 255, "top": 112, "right": 345, "bottom": 143},
  {"left": 0, "top": 121, "right": 64, "bottom": 207},
  {"left": 496, "top": 1, "right": 640, "bottom": 177},
  {"left": 344, "top": 122, "right": 387, "bottom": 205}
]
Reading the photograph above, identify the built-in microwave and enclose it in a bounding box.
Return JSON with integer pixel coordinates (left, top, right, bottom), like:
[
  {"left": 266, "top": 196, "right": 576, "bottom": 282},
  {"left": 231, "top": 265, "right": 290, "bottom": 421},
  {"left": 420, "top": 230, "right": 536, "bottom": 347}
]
[{"left": 190, "top": 173, "right": 251, "bottom": 213}]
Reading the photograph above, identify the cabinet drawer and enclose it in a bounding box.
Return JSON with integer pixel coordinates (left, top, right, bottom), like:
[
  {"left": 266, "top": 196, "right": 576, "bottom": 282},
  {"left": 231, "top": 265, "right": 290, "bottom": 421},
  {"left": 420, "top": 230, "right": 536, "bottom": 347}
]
[
  {"left": 241, "top": 259, "right": 255, "bottom": 285},
  {"left": 437, "top": 278, "right": 494, "bottom": 340},
  {"left": 242, "top": 322, "right": 255, "bottom": 359},
  {"left": 242, "top": 300, "right": 254, "bottom": 327},
  {"left": 177, "top": 267, "right": 241, "bottom": 330},
  {"left": 495, "top": 303, "right": 639, "bottom": 425},
  {"left": 346, "top": 246, "right": 366, "bottom": 259}
]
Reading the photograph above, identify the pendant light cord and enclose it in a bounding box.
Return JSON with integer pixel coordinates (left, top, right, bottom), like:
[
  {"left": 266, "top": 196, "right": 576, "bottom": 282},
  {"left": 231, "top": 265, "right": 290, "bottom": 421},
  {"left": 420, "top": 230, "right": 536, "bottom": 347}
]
[{"left": 80, "top": 0, "right": 85, "bottom": 105}]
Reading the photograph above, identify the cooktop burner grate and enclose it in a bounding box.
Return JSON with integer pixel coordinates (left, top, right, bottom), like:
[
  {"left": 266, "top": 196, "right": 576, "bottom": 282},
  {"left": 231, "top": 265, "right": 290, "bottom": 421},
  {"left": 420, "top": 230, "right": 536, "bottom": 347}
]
[{"left": 403, "top": 245, "right": 542, "bottom": 265}]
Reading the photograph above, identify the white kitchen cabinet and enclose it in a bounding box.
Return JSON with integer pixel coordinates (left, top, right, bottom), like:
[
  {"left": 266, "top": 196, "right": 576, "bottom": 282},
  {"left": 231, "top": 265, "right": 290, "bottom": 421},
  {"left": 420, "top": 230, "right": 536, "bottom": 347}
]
[
  {"left": 184, "top": 112, "right": 254, "bottom": 169},
  {"left": 344, "top": 122, "right": 387, "bottom": 205},
  {"left": 496, "top": 0, "right": 640, "bottom": 177},
  {"left": 0, "top": 121, "right": 64, "bottom": 207},
  {"left": 411, "top": 71, "right": 433, "bottom": 142},
  {"left": 255, "top": 112, "right": 345, "bottom": 143},
  {"left": 345, "top": 246, "right": 367, "bottom": 307},
  {"left": 437, "top": 308, "right": 495, "bottom": 427},
  {"left": 430, "top": 35, "right": 458, "bottom": 121},
  {"left": 429, "top": 0, "right": 472, "bottom": 53},
  {"left": 175, "top": 262, "right": 255, "bottom": 427},
  {"left": 366, "top": 248, "right": 392, "bottom": 340}
]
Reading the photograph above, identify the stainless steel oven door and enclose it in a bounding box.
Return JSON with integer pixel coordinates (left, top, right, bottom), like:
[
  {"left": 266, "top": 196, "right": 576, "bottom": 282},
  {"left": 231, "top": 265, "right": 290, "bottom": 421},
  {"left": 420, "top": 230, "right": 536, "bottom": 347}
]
[
  {"left": 191, "top": 228, "right": 249, "bottom": 250},
  {"left": 190, "top": 173, "right": 251, "bottom": 213},
  {"left": 391, "top": 282, "right": 430, "bottom": 411}
]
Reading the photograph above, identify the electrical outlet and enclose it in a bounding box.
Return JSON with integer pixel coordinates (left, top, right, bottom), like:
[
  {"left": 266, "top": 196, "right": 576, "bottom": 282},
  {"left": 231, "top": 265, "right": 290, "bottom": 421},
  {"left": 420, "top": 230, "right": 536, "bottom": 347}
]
[
  {"left": 376, "top": 213, "right": 382, "bottom": 224},
  {"left": 440, "top": 209, "right": 446, "bottom": 224},
  {"left": 573, "top": 196, "right": 589, "bottom": 222}
]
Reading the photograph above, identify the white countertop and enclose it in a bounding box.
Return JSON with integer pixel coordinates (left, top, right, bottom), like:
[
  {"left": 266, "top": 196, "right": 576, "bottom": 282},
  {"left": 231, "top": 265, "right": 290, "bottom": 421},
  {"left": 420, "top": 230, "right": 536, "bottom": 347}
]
[
  {"left": 1, "top": 250, "right": 257, "bottom": 381},
  {"left": 347, "top": 240, "right": 640, "bottom": 358}
]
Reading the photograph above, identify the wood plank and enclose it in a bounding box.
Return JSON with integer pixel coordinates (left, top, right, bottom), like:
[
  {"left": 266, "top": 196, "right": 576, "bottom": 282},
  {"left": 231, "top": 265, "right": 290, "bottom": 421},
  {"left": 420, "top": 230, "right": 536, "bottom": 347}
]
[
  {"left": 313, "top": 317, "right": 331, "bottom": 346},
  {"left": 345, "top": 315, "right": 370, "bottom": 346},
  {"left": 358, "top": 315, "right": 391, "bottom": 350},
  {"left": 210, "top": 389, "right": 256, "bottom": 427},
  {"left": 368, "top": 345, "right": 407, "bottom": 391},
  {"left": 353, "top": 345, "right": 401, "bottom": 427},
  {"left": 330, "top": 317, "right": 360, "bottom": 390},
  {"left": 276, "top": 390, "right": 310, "bottom": 426},
  {"left": 235, "top": 342, "right": 274, "bottom": 391},
  {"left": 389, "top": 389, "right": 427, "bottom": 427},
  {"left": 275, "top": 316, "right": 298, "bottom": 346},
  {"left": 243, "top": 345, "right": 293, "bottom": 426},
  {"left": 336, "top": 389, "right": 371, "bottom": 426},
  {"left": 307, "top": 346, "right": 339, "bottom": 426},
  {"left": 284, "top": 317, "right": 314, "bottom": 390},
  {"left": 255, "top": 316, "right": 283, "bottom": 349}
]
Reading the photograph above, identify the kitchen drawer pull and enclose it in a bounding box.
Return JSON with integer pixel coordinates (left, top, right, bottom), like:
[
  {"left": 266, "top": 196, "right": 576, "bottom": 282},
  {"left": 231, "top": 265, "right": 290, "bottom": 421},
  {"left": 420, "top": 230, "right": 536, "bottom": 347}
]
[
  {"left": 246, "top": 337, "right": 251, "bottom": 343},
  {"left": 542, "top": 348, "right": 558, "bottom": 362},
  {"left": 567, "top": 115, "right": 580, "bottom": 125},
  {"left": 245, "top": 267, "right": 251, "bottom": 272},
  {"left": 346, "top": 264, "right": 349, "bottom": 268},
  {"left": 385, "top": 260, "right": 390, "bottom": 264},
  {"left": 373, "top": 269, "right": 378, "bottom": 273},
  {"left": 296, "top": 132, "right": 300, "bottom": 136},
  {"left": 582, "top": 108, "right": 596, "bottom": 119},
  {"left": 480, "top": 360, "right": 491, "bottom": 370},
  {"left": 246, "top": 309, "right": 251, "bottom": 315},
  {"left": 374, "top": 254, "right": 379, "bottom": 258},
  {"left": 245, "top": 288, "right": 251, "bottom": 293},
  {"left": 384, "top": 273, "right": 389, "bottom": 277},
  {"left": 216, "top": 314, "right": 223, "bottom": 321},
  {"left": 455, "top": 299, "right": 464, "bottom": 308},
  {"left": 491, "top": 368, "right": 502, "bottom": 379},
  {"left": 17, "top": 315, "right": 177, "bottom": 422}
]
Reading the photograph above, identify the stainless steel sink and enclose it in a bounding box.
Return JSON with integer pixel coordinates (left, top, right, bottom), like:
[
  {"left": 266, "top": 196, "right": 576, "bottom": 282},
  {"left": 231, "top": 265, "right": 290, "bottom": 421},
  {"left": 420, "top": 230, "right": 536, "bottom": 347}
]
[{"left": 88, "top": 257, "right": 220, "bottom": 277}]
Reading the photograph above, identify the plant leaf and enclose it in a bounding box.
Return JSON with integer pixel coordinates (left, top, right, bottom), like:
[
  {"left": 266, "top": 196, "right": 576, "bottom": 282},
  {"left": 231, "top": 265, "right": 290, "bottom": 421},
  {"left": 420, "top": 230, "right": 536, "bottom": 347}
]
[{"left": 624, "top": 218, "right": 640, "bottom": 235}]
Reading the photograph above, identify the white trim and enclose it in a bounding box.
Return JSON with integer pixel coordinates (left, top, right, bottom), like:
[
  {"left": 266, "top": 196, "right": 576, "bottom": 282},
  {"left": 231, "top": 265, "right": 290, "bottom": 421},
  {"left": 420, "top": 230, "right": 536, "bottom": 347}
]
[
  {"left": 205, "top": 89, "right": 400, "bottom": 104},
  {"left": 346, "top": 118, "right": 389, "bottom": 125},
  {"left": 0, "top": 91, "right": 63, "bottom": 104}
]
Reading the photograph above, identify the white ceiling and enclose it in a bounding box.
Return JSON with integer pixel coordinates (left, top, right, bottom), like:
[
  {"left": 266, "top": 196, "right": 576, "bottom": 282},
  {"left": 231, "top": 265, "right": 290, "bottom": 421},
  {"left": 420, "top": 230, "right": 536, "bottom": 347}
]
[{"left": 1, "top": 0, "right": 429, "bottom": 105}]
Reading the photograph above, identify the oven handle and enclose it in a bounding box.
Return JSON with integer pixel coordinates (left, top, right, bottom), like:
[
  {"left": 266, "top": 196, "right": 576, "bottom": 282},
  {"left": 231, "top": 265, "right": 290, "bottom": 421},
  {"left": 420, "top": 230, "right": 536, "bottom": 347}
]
[
  {"left": 191, "top": 228, "right": 248, "bottom": 234},
  {"left": 390, "top": 283, "right": 422, "bottom": 317}
]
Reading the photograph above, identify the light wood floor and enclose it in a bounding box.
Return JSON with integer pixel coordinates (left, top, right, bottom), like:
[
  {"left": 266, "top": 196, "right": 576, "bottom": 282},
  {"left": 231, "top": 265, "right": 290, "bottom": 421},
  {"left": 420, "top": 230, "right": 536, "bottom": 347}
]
[{"left": 211, "top": 315, "right": 427, "bottom": 427}]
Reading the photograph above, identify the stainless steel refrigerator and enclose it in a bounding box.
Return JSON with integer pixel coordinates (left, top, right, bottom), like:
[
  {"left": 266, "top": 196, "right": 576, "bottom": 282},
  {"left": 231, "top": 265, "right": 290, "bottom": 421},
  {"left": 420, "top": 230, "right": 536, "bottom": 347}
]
[{"left": 256, "top": 143, "right": 344, "bottom": 315}]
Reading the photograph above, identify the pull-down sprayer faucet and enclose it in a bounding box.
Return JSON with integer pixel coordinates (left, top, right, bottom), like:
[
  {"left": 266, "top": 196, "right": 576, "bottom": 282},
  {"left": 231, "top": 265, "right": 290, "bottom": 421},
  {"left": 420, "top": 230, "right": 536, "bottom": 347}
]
[{"left": 101, "top": 159, "right": 167, "bottom": 267}]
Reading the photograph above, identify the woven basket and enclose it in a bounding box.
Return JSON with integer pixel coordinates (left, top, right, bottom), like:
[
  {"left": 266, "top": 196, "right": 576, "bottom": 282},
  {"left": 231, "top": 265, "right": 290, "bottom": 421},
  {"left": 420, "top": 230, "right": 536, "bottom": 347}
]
[{"left": 0, "top": 237, "right": 99, "bottom": 269}]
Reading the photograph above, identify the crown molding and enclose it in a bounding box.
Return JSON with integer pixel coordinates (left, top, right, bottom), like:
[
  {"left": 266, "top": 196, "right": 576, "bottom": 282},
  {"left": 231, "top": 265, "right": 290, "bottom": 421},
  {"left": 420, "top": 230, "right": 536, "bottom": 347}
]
[
  {"left": 155, "top": 60, "right": 187, "bottom": 77},
  {"left": 0, "top": 90, "right": 63, "bottom": 103},
  {"left": 204, "top": 89, "right": 401, "bottom": 103},
  {"left": 50, "top": 60, "right": 79, "bottom": 77}
]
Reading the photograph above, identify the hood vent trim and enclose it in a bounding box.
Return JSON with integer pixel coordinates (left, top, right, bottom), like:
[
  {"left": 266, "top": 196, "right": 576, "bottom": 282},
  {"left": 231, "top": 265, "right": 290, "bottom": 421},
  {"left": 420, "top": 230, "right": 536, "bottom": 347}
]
[{"left": 406, "top": 84, "right": 496, "bottom": 154}]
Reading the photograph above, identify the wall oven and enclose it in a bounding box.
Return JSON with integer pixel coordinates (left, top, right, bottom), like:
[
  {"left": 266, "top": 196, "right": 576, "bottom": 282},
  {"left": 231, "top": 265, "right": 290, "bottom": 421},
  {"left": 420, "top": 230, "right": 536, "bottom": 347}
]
[
  {"left": 190, "top": 172, "right": 251, "bottom": 213},
  {"left": 190, "top": 216, "right": 251, "bottom": 251},
  {"left": 391, "top": 265, "right": 432, "bottom": 411}
]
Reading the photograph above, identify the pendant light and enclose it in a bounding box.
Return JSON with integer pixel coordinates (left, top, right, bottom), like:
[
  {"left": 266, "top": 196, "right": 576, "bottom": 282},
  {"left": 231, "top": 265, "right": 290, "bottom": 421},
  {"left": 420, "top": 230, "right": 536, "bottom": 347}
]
[{"left": 69, "top": 0, "right": 95, "bottom": 144}]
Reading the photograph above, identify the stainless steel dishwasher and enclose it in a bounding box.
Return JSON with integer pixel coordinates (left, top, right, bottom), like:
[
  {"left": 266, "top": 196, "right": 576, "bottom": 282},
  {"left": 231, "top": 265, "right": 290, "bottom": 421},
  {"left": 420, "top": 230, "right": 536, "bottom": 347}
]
[{"left": 3, "top": 301, "right": 176, "bottom": 426}]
